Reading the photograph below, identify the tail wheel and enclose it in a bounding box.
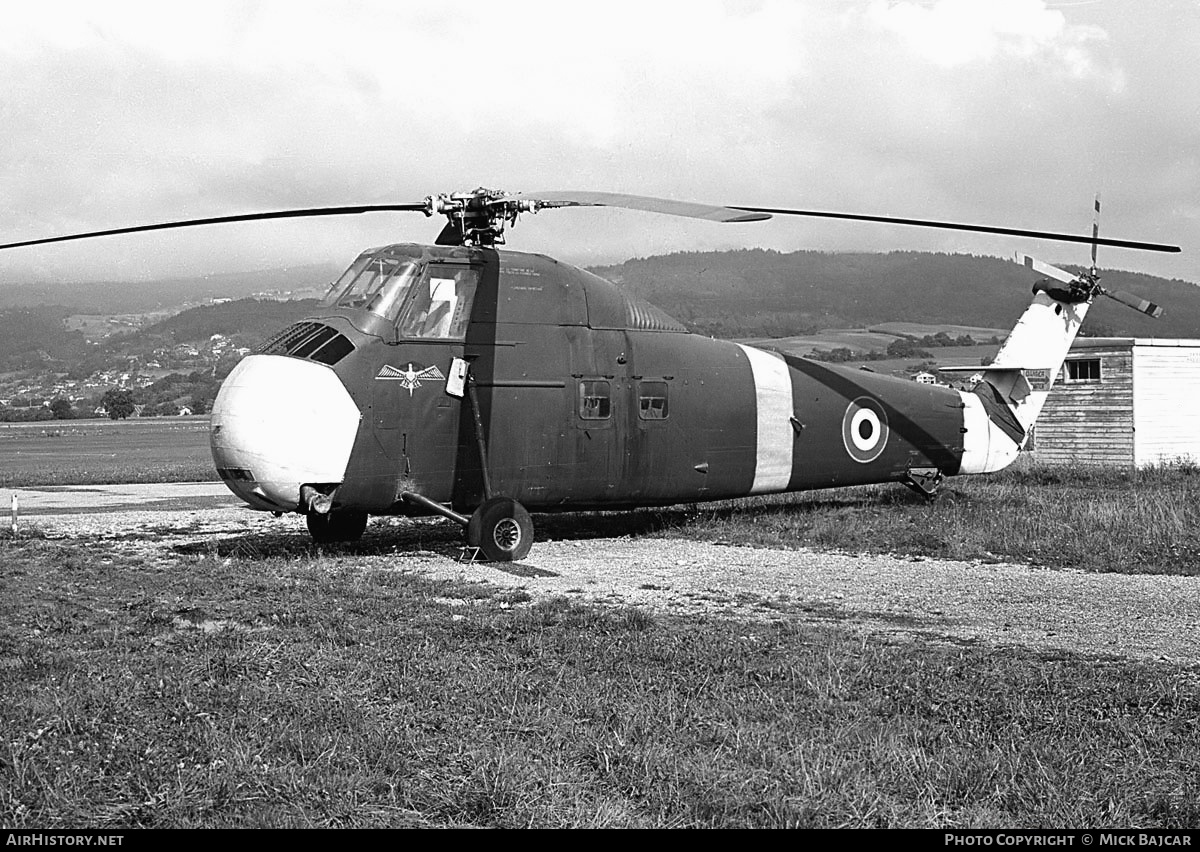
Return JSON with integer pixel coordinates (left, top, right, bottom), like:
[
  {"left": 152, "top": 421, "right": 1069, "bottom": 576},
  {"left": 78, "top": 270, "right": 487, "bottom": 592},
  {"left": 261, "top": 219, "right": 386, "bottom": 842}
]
[
  {"left": 467, "top": 497, "right": 534, "bottom": 562},
  {"left": 306, "top": 509, "right": 368, "bottom": 543}
]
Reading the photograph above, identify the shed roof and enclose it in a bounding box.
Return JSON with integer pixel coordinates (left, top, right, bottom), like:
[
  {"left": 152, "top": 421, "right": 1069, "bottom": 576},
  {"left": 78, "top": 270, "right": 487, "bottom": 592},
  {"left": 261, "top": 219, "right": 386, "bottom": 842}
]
[{"left": 1070, "top": 337, "right": 1200, "bottom": 350}]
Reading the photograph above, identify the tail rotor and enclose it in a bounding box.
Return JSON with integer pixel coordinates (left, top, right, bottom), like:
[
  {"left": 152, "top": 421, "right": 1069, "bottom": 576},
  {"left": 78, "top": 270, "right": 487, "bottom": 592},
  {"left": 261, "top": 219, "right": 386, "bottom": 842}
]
[{"left": 1015, "top": 198, "right": 1164, "bottom": 320}]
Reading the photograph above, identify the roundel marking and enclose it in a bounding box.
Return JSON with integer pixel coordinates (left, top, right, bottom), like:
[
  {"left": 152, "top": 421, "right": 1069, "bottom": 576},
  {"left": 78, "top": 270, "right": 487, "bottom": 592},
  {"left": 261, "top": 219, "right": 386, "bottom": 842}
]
[{"left": 841, "top": 396, "right": 889, "bottom": 463}]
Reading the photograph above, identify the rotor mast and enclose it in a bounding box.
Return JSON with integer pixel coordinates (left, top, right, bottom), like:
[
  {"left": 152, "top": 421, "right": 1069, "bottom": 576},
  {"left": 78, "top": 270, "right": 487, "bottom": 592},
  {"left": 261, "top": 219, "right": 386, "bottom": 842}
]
[{"left": 427, "top": 188, "right": 538, "bottom": 247}]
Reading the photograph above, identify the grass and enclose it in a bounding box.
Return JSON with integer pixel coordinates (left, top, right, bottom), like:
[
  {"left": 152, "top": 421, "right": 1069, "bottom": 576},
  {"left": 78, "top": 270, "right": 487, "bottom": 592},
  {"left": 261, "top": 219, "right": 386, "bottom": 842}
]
[
  {"left": 0, "top": 418, "right": 216, "bottom": 487},
  {"left": 3, "top": 538, "right": 1199, "bottom": 828},
  {"left": 529, "top": 461, "right": 1200, "bottom": 576}
]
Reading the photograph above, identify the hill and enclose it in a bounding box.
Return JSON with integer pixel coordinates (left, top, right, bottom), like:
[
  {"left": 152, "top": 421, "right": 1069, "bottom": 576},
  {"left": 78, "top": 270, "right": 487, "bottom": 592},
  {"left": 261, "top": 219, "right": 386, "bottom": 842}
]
[
  {"left": 589, "top": 250, "right": 1200, "bottom": 339},
  {"left": 0, "top": 306, "right": 90, "bottom": 370},
  {"left": 0, "top": 299, "right": 320, "bottom": 376},
  {"left": 0, "top": 264, "right": 340, "bottom": 313},
  {"left": 117, "top": 298, "right": 320, "bottom": 350},
  {"left": 0, "top": 298, "right": 321, "bottom": 420}
]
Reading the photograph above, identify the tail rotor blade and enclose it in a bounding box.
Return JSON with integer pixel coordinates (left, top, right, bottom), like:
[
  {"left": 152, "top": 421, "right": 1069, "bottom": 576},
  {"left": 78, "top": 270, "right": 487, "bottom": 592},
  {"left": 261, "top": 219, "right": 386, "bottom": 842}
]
[
  {"left": 1015, "top": 252, "right": 1079, "bottom": 285},
  {"left": 1104, "top": 288, "right": 1164, "bottom": 319},
  {"left": 1090, "top": 195, "right": 1101, "bottom": 272}
]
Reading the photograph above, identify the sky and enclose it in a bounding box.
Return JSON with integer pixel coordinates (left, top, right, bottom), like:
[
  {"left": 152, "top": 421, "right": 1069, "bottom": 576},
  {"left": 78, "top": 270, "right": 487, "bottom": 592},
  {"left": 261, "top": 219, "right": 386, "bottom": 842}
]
[{"left": 0, "top": 0, "right": 1196, "bottom": 286}]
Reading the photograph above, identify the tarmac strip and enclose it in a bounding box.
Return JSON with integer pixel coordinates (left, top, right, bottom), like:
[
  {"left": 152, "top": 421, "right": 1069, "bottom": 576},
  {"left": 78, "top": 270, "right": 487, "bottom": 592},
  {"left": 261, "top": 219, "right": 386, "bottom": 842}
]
[{"left": 5, "top": 482, "right": 241, "bottom": 515}]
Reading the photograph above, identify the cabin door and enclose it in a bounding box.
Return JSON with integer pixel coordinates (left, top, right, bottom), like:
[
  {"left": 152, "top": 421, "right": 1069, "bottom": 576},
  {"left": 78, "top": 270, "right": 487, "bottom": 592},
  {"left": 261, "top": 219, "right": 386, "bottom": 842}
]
[
  {"left": 566, "top": 329, "right": 630, "bottom": 504},
  {"left": 372, "top": 261, "right": 480, "bottom": 502}
]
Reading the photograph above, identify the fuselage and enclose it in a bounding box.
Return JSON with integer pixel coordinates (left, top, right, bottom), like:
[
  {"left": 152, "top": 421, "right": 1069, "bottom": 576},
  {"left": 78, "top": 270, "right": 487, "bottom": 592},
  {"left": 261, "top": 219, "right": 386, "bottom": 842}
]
[{"left": 210, "top": 243, "right": 998, "bottom": 517}]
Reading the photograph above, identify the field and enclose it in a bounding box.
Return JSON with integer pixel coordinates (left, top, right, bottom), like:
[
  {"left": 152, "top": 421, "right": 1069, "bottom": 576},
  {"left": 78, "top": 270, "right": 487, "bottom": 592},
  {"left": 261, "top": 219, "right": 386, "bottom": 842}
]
[
  {"left": 3, "top": 529, "right": 1199, "bottom": 828},
  {"left": 64, "top": 311, "right": 173, "bottom": 341},
  {"left": 743, "top": 321, "right": 1006, "bottom": 362},
  {"left": 0, "top": 417, "right": 215, "bottom": 487},
  {"left": 870, "top": 322, "right": 1007, "bottom": 340},
  {"left": 3, "top": 416, "right": 1200, "bottom": 827},
  {"left": 742, "top": 323, "right": 1005, "bottom": 378}
]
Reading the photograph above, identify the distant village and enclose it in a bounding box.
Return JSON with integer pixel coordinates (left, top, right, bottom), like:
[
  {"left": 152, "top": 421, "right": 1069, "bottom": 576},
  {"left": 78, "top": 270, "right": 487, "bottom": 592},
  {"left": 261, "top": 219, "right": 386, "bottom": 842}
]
[{"left": 0, "top": 296, "right": 271, "bottom": 422}]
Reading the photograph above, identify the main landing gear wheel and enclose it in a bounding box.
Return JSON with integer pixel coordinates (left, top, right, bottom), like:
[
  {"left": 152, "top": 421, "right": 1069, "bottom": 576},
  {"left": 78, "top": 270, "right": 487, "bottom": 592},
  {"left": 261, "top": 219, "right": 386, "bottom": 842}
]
[
  {"left": 306, "top": 509, "right": 368, "bottom": 544},
  {"left": 467, "top": 497, "right": 534, "bottom": 562}
]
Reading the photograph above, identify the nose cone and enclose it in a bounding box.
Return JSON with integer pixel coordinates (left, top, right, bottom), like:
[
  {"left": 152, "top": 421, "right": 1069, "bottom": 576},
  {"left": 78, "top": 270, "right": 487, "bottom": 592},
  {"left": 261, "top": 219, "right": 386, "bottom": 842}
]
[{"left": 210, "top": 355, "right": 362, "bottom": 512}]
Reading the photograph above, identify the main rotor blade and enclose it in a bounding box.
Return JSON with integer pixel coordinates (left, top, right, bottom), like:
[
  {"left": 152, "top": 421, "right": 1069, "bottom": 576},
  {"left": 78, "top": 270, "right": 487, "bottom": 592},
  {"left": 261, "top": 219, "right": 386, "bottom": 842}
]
[
  {"left": 0, "top": 204, "right": 430, "bottom": 251},
  {"left": 730, "top": 204, "right": 1180, "bottom": 254},
  {"left": 522, "top": 191, "right": 771, "bottom": 223}
]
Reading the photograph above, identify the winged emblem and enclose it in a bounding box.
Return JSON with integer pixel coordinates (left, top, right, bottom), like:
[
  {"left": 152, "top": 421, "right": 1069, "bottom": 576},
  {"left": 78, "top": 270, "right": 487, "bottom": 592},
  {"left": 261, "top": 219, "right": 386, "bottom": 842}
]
[{"left": 376, "top": 362, "right": 445, "bottom": 395}]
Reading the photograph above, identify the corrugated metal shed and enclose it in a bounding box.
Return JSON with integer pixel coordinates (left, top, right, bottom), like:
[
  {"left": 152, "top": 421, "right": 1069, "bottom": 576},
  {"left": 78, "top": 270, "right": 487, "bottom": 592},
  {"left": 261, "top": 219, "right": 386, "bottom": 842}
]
[{"left": 1029, "top": 338, "right": 1200, "bottom": 468}]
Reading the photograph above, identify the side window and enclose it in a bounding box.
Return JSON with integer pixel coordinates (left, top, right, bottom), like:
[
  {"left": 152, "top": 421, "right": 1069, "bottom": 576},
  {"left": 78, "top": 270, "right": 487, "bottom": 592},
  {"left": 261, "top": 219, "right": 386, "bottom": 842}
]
[
  {"left": 638, "top": 381, "right": 669, "bottom": 420},
  {"left": 1064, "top": 358, "right": 1101, "bottom": 383},
  {"left": 579, "top": 380, "right": 611, "bottom": 420},
  {"left": 396, "top": 265, "right": 479, "bottom": 340}
]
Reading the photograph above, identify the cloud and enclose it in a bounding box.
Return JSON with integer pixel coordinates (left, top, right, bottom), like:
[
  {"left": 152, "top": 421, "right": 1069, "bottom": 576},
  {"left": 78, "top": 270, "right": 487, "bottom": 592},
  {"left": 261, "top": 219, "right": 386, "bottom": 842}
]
[
  {"left": 863, "top": 0, "right": 1117, "bottom": 81},
  {"left": 0, "top": 0, "right": 1192, "bottom": 284}
]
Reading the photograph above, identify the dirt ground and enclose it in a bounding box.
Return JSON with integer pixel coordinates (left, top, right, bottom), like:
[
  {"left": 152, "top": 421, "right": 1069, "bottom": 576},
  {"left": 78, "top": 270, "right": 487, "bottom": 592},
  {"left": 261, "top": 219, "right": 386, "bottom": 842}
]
[{"left": 20, "top": 490, "right": 1200, "bottom": 668}]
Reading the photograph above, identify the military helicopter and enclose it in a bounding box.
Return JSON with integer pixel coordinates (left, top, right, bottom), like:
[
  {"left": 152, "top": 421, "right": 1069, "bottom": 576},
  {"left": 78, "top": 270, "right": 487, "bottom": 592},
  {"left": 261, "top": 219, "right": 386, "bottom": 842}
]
[{"left": 0, "top": 189, "right": 1180, "bottom": 561}]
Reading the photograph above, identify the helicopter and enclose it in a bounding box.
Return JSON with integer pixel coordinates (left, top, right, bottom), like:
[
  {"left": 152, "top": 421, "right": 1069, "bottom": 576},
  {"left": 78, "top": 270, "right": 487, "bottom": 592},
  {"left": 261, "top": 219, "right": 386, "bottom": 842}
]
[{"left": 0, "top": 189, "right": 1180, "bottom": 561}]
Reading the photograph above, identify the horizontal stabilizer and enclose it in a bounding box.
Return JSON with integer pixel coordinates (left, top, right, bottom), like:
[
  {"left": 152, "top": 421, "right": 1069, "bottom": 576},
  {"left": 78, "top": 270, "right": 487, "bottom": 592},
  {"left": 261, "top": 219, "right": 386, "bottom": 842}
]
[{"left": 938, "top": 365, "right": 1028, "bottom": 373}]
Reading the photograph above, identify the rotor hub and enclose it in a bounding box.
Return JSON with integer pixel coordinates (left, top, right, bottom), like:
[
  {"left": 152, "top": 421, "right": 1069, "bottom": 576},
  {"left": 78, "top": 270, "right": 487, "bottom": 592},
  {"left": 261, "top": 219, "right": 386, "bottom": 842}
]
[{"left": 425, "top": 187, "right": 538, "bottom": 247}]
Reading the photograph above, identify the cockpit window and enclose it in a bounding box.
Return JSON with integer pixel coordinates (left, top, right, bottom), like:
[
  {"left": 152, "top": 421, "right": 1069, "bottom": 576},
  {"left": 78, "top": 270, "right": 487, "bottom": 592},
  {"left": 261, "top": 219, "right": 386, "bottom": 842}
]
[
  {"left": 323, "top": 251, "right": 421, "bottom": 322},
  {"left": 395, "top": 265, "right": 479, "bottom": 340},
  {"left": 323, "top": 255, "right": 371, "bottom": 304}
]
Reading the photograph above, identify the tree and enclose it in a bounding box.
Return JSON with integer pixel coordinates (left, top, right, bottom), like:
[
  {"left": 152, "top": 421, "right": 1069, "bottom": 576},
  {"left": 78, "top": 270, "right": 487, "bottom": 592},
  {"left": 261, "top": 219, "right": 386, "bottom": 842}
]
[
  {"left": 49, "top": 397, "right": 74, "bottom": 420},
  {"left": 886, "top": 337, "right": 932, "bottom": 359},
  {"left": 102, "top": 389, "right": 135, "bottom": 420}
]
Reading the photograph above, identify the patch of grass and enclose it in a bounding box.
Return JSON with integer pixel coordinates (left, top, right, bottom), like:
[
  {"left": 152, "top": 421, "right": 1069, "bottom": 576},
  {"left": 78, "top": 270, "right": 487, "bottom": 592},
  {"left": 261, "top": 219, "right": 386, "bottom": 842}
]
[
  {"left": 0, "top": 418, "right": 216, "bottom": 487},
  {"left": 0, "top": 459, "right": 217, "bottom": 487},
  {"left": 2, "top": 541, "right": 1199, "bottom": 828},
  {"left": 535, "top": 461, "right": 1200, "bottom": 575},
  {"left": 0, "top": 522, "right": 48, "bottom": 541}
]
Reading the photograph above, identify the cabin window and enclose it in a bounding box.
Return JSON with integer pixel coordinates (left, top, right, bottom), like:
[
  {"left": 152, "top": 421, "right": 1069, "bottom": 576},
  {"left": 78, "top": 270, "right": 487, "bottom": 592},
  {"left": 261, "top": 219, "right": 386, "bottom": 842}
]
[
  {"left": 396, "top": 266, "right": 479, "bottom": 340},
  {"left": 1064, "top": 358, "right": 1101, "bottom": 383},
  {"left": 579, "top": 380, "right": 611, "bottom": 420},
  {"left": 638, "top": 381, "right": 669, "bottom": 420}
]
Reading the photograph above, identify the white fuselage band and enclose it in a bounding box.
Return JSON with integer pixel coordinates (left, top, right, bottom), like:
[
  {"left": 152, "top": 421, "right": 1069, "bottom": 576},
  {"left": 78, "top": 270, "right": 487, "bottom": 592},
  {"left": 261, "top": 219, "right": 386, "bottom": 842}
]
[{"left": 736, "top": 344, "right": 794, "bottom": 494}]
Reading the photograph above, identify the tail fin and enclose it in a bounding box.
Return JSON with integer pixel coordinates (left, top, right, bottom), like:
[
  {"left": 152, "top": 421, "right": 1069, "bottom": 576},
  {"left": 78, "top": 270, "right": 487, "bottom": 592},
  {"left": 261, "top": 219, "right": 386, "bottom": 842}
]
[{"left": 952, "top": 272, "right": 1092, "bottom": 474}]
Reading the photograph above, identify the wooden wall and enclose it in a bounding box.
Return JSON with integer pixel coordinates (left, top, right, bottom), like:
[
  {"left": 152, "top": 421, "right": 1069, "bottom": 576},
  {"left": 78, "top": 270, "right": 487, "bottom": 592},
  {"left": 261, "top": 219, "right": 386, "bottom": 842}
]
[{"left": 1029, "top": 345, "right": 1135, "bottom": 467}]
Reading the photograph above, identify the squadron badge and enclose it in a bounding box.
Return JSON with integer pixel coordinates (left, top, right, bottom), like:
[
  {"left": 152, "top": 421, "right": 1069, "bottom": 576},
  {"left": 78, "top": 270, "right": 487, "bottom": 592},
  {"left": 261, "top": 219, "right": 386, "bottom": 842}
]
[{"left": 376, "top": 363, "right": 445, "bottom": 396}]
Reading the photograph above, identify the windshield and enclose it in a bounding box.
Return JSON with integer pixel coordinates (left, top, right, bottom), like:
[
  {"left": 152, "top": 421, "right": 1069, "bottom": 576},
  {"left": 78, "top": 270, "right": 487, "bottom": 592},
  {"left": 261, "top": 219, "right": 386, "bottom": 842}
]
[{"left": 323, "top": 251, "right": 421, "bottom": 322}]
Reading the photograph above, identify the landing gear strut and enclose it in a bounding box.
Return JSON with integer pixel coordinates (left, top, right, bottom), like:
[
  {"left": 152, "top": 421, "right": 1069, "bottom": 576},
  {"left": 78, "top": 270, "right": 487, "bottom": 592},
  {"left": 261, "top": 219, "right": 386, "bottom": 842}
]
[
  {"left": 306, "top": 509, "right": 368, "bottom": 543},
  {"left": 467, "top": 496, "right": 533, "bottom": 562},
  {"left": 902, "top": 466, "right": 944, "bottom": 499}
]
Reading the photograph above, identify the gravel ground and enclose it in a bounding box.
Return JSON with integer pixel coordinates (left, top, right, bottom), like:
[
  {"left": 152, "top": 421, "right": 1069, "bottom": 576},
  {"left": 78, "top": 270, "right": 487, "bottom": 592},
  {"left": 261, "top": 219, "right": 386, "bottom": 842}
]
[{"left": 27, "top": 505, "right": 1200, "bottom": 667}]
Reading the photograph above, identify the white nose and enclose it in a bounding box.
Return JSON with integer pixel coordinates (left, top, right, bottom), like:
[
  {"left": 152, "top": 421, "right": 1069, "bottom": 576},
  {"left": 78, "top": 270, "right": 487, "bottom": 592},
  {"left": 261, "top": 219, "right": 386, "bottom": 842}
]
[{"left": 210, "top": 355, "right": 362, "bottom": 512}]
